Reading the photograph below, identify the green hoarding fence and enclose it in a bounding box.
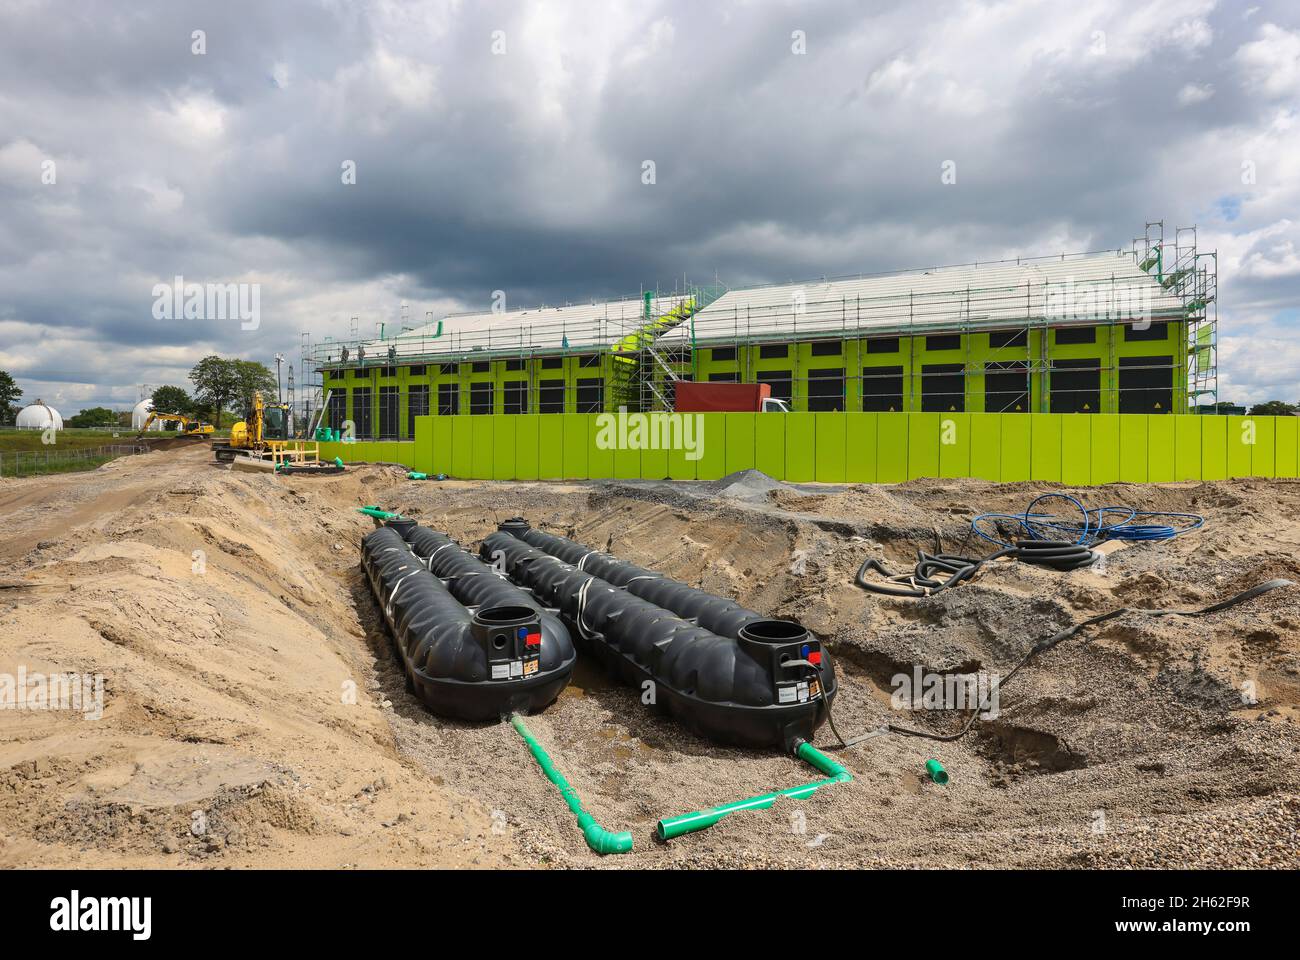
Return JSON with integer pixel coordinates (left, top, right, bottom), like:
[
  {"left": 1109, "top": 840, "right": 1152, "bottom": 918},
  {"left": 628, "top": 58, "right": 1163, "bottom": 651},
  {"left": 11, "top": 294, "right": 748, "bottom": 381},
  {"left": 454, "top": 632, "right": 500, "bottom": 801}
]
[{"left": 318, "top": 413, "right": 1300, "bottom": 484}]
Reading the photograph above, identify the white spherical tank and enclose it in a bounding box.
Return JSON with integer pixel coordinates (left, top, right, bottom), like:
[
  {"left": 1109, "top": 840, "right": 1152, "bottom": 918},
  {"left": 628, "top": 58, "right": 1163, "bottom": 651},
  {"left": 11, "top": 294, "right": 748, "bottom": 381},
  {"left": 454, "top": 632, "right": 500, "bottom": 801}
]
[
  {"left": 132, "top": 398, "right": 162, "bottom": 430},
  {"left": 15, "top": 400, "right": 64, "bottom": 430}
]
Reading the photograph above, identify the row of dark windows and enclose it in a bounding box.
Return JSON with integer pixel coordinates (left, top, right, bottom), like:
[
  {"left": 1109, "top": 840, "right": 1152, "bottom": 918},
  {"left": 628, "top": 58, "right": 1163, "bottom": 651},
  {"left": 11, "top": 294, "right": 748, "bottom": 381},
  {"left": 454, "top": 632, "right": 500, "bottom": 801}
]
[
  {"left": 713, "top": 356, "right": 1174, "bottom": 413},
  {"left": 331, "top": 379, "right": 608, "bottom": 434},
  {"left": 342, "top": 354, "right": 603, "bottom": 379},
  {"left": 701, "top": 322, "right": 1171, "bottom": 363}
]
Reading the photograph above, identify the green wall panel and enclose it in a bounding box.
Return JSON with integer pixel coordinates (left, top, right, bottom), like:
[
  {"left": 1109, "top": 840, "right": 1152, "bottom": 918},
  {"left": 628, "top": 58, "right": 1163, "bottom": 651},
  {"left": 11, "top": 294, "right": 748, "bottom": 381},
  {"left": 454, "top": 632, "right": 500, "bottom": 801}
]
[
  {"left": 1201, "top": 414, "right": 1227, "bottom": 480},
  {"left": 907, "top": 412, "right": 940, "bottom": 480},
  {"left": 938, "top": 413, "right": 970, "bottom": 479},
  {"left": 845, "top": 412, "right": 878, "bottom": 483},
  {"left": 876, "top": 414, "right": 907, "bottom": 483},
  {"left": 754, "top": 413, "right": 786, "bottom": 480},
  {"left": 492, "top": 416, "right": 516, "bottom": 480},
  {"left": 431, "top": 417, "right": 454, "bottom": 475},
  {"left": 1090, "top": 415, "right": 1119, "bottom": 485},
  {"left": 1000, "top": 415, "right": 1031, "bottom": 481},
  {"left": 1226, "top": 416, "right": 1252, "bottom": 478},
  {"left": 562, "top": 414, "right": 589, "bottom": 479},
  {"left": 587, "top": 415, "right": 614, "bottom": 479},
  {"left": 815, "top": 412, "right": 847, "bottom": 482},
  {"left": 641, "top": 443, "right": 669, "bottom": 479},
  {"left": 452, "top": 417, "right": 473, "bottom": 478},
  {"left": 471, "top": 417, "right": 494, "bottom": 479},
  {"left": 785, "top": 413, "right": 816, "bottom": 482},
  {"left": 695, "top": 413, "right": 727, "bottom": 481},
  {"left": 1252, "top": 417, "right": 1276, "bottom": 477},
  {"left": 1276, "top": 416, "right": 1299, "bottom": 479},
  {"left": 514, "top": 415, "right": 540, "bottom": 480},
  {"left": 1174, "top": 416, "right": 1202, "bottom": 481},
  {"left": 1030, "top": 415, "right": 1062, "bottom": 482},
  {"left": 1147, "top": 416, "right": 1175, "bottom": 482},
  {"left": 969, "top": 413, "right": 1001, "bottom": 481},
  {"left": 1119, "top": 415, "right": 1147, "bottom": 482},
  {"left": 1060, "top": 417, "right": 1091, "bottom": 486},
  {"left": 537, "top": 417, "right": 564, "bottom": 479},
  {"left": 414, "top": 417, "right": 434, "bottom": 474},
  {"left": 725, "top": 413, "right": 757, "bottom": 476}
]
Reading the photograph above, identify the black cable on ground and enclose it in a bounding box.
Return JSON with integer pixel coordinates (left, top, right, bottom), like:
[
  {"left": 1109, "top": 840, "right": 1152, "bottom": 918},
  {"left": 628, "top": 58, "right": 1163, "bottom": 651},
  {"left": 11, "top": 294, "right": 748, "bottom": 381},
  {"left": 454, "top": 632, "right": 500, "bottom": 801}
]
[
  {"left": 855, "top": 539, "right": 1097, "bottom": 598},
  {"left": 822, "top": 578, "right": 1294, "bottom": 750}
]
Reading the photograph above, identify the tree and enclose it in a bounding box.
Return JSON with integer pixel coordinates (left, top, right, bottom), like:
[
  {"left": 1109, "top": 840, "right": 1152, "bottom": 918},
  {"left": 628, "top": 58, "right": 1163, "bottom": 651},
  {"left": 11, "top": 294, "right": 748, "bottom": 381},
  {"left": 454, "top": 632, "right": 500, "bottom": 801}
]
[
  {"left": 189, "top": 356, "right": 240, "bottom": 428},
  {"left": 66, "top": 406, "right": 119, "bottom": 428},
  {"left": 231, "top": 360, "right": 279, "bottom": 412},
  {"left": 0, "top": 369, "right": 20, "bottom": 425},
  {"left": 150, "top": 385, "right": 193, "bottom": 417},
  {"left": 1248, "top": 400, "right": 1299, "bottom": 417}
]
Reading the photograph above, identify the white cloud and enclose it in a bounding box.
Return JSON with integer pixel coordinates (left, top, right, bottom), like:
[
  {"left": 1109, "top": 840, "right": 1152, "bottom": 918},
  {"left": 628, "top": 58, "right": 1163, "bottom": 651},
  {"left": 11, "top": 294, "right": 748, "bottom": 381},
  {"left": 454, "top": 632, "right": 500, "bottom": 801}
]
[
  {"left": 1235, "top": 22, "right": 1300, "bottom": 98},
  {"left": 1177, "top": 82, "right": 1215, "bottom": 104}
]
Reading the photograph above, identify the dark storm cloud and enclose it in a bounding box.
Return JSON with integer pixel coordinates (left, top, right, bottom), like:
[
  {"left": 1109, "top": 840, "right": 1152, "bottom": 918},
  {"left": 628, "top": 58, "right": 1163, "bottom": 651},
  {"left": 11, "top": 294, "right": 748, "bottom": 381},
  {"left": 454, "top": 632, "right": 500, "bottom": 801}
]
[{"left": 0, "top": 0, "right": 1297, "bottom": 413}]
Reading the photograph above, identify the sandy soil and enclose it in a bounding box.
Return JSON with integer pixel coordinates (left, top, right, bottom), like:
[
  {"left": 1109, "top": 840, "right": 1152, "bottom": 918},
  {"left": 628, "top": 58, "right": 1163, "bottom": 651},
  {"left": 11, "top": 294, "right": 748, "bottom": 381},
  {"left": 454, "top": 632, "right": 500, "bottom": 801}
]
[{"left": 1, "top": 445, "right": 1297, "bottom": 868}]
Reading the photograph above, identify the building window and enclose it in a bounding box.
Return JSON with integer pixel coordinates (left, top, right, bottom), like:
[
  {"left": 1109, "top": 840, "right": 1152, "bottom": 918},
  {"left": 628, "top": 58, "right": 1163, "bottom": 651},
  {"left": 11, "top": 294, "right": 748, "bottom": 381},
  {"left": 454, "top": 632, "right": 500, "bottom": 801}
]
[
  {"left": 925, "top": 334, "right": 961, "bottom": 352},
  {"left": 327, "top": 391, "right": 347, "bottom": 430},
  {"left": 810, "top": 340, "right": 842, "bottom": 356},
  {"left": 379, "top": 366, "right": 395, "bottom": 378},
  {"left": 504, "top": 359, "right": 525, "bottom": 371},
  {"left": 503, "top": 380, "right": 529, "bottom": 414},
  {"left": 710, "top": 347, "right": 737, "bottom": 361},
  {"left": 470, "top": 381, "right": 494, "bottom": 415},
  {"left": 439, "top": 363, "right": 457, "bottom": 376},
  {"left": 757, "top": 371, "right": 793, "bottom": 402},
  {"left": 408, "top": 365, "right": 426, "bottom": 377},
  {"left": 921, "top": 364, "right": 964, "bottom": 412},
  {"left": 437, "top": 382, "right": 460, "bottom": 416},
  {"left": 708, "top": 372, "right": 739, "bottom": 382},
  {"left": 865, "top": 337, "right": 900, "bottom": 354},
  {"left": 352, "top": 387, "right": 372, "bottom": 437},
  {"left": 1054, "top": 326, "right": 1097, "bottom": 345},
  {"left": 541, "top": 357, "right": 563, "bottom": 369},
  {"left": 985, "top": 361, "right": 1029, "bottom": 413},
  {"left": 1123, "top": 321, "right": 1169, "bottom": 342},
  {"left": 989, "top": 329, "right": 1027, "bottom": 349},
  {"left": 578, "top": 354, "right": 601, "bottom": 368},
  {"left": 538, "top": 379, "right": 565, "bottom": 414},
  {"left": 576, "top": 377, "right": 604, "bottom": 413},
  {"left": 1050, "top": 358, "right": 1100, "bottom": 413},
  {"left": 408, "top": 384, "right": 429, "bottom": 436},
  {"left": 379, "top": 386, "right": 399, "bottom": 438},
  {"left": 862, "top": 366, "right": 904, "bottom": 412},
  {"left": 471, "top": 361, "right": 489, "bottom": 373},
  {"left": 759, "top": 343, "right": 789, "bottom": 359},
  {"left": 1119, "top": 355, "right": 1173, "bottom": 413},
  {"left": 807, "top": 368, "right": 845, "bottom": 412}
]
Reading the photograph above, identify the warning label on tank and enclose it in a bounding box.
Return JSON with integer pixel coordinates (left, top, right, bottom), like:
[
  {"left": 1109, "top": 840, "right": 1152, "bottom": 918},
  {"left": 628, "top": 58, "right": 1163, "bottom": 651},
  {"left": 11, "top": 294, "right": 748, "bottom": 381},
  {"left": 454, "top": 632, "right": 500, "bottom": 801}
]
[
  {"left": 523, "top": 659, "right": 539, "bottom": 677},
  {"left": 509, "top": 660, "right": 523, "bottom": 678},
  {"left": 809, "top": 678, "right": 821, "bottom": 699},
  {"left": 491, "top": 664, "right": 509, "bottom": 680}
]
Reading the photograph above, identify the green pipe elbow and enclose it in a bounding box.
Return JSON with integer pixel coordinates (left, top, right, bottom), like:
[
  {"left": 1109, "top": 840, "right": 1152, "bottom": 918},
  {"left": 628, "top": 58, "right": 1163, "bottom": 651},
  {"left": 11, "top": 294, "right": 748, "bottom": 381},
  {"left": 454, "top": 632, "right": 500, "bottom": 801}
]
[{"left": 510, "top": 715, "right": 632, "bottom": 856}]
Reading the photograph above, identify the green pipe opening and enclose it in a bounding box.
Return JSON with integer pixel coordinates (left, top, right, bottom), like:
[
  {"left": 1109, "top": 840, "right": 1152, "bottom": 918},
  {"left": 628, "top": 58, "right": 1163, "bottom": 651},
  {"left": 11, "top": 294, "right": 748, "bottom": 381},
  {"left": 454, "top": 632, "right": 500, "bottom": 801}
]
[
  {"left": 510, "top": 714, "right": 633, "bottom": 856},
  {"left": 655, "top": 739, "right": 852, "bottom": 842},
  {"left": 357, "top": 505, "right": 403, "bottom": 520},
  {"left": 925, "top": 758, "right": 949, "bottom": 785}
]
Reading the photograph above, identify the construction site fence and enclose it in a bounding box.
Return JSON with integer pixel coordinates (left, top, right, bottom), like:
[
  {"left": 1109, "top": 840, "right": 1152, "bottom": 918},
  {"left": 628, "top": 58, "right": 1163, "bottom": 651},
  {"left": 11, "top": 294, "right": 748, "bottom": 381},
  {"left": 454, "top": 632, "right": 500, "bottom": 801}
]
[
  {"left": 0, "top": 443, "right": 149, "bottom": 478},
  {"left": 315, "top": 413, "right": 1300, "bottom": 485}
]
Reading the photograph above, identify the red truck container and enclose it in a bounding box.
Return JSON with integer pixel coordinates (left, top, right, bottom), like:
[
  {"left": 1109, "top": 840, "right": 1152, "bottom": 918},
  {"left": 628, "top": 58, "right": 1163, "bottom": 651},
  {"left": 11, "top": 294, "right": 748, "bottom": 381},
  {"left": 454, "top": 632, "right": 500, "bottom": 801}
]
[{"left": 673, "top": 381, "right": 789, "bottom": 413}]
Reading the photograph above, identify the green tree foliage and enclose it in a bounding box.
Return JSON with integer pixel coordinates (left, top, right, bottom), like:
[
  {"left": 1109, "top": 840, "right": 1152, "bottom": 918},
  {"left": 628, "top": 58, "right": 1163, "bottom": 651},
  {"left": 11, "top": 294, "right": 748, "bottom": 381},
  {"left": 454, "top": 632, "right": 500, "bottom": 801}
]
[
  {"left": 1247, "top": 400, "right": 1299, "bottom": 417},
  {"left": 189, "top": 356, "right": 278, "bottom": 427},
  {"left": 66, "top": 406, "right": 119, "bottom": 428},
  {"left": 150, "top": 384, "right": 193, "bottom": 417},
  {"left": 0, "top": 369, "right": 21, "bottom": 425}
]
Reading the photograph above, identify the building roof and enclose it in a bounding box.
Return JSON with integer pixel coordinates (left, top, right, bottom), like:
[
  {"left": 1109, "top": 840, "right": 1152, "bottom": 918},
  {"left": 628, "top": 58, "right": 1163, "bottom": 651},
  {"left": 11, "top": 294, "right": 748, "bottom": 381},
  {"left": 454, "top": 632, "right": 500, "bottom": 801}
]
[
  {"left": 659, "top": 249, "right": 1187, "bottom": 345},
  {"left": 315, "top": 295, "right": 690, "bottom": 365}
]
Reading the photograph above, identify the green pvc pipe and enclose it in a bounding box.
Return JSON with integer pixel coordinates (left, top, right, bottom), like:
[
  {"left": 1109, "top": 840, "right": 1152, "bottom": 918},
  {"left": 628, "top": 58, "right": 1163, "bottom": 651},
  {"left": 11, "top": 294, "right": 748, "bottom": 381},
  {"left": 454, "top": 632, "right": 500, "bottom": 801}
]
[
  {"left": 510, "top": 714, "right": 633, "bottom": 856},
  {"left": 407, "top": 471, "right": 428, "bottom": 480},
  {"left": 357, "top": 505, "right": 403, "bottom": 520},
  {"left": 925, "top": 758, "right": 949, "bottom": 785},
  {"left": 655, "top": 740, "right": 852, "bottom": 841}
]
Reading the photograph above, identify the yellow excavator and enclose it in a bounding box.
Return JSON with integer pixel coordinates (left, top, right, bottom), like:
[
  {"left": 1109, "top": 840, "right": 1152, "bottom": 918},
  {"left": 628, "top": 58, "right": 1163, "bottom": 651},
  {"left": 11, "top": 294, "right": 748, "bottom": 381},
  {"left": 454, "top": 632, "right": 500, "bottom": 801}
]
[
  {"left": 136, "top": 411, "right": 215, "bottom": 439},
  {"left": 213, "top": 391, "right": 344, "bottom": 474}
]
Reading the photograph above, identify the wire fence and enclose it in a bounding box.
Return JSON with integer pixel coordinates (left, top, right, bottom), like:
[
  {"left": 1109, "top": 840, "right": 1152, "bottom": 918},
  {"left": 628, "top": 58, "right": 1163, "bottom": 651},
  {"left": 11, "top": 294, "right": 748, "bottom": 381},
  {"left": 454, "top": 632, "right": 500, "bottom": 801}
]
[{"left": 0, "top": 443, "right": 148, "bottom": 478}]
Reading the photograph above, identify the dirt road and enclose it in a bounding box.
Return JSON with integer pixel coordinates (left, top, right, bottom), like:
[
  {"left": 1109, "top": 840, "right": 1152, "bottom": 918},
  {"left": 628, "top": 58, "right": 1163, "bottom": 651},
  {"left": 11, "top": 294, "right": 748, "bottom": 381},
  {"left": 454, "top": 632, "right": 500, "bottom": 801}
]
[{"left": 2, "top": 446, "right": 1297, "bottom": 868}]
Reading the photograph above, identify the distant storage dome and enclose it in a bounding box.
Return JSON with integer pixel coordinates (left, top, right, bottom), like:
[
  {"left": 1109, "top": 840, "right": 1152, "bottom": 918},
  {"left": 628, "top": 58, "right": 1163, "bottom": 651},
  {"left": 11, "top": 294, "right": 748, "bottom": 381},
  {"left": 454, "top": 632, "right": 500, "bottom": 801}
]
[
  {"left": 15, "top": 400, "right": 63, "bottom": 431},
  {"left": 132, "top": 398, "right": 162, "bottom": 430}
]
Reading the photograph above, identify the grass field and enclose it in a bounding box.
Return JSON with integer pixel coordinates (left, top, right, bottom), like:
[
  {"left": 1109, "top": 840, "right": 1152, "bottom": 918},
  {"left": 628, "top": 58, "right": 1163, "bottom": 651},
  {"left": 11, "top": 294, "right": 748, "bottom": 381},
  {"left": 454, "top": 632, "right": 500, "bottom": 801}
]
[{"left": 0, "top": 428, "right": 133, "bottom": 453}]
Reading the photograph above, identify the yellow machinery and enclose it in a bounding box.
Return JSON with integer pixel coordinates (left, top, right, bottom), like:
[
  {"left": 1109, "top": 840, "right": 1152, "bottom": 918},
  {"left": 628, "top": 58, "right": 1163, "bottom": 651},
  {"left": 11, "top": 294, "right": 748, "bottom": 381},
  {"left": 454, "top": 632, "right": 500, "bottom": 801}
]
[
  {"left": 213, "top": 392, "right": 343, "bottom": 474},
  {"left": 137, "top": 412, "right": 215, "bottom": 439}
]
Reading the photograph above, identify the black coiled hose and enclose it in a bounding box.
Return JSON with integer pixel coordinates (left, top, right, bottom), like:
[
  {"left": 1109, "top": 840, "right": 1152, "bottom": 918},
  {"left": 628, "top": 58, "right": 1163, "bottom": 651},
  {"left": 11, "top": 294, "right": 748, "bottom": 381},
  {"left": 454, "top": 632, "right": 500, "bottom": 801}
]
[{"left": 856, "top": 540, "right": 1097, "bottom": 598}]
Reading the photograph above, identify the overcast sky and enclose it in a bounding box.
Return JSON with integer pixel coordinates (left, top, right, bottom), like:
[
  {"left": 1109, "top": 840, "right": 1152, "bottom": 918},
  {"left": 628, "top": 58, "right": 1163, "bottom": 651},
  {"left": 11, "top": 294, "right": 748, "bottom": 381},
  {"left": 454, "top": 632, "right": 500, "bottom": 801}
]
[{"left": 1, "top": 0, "right": 1297, "bottom": 412}]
